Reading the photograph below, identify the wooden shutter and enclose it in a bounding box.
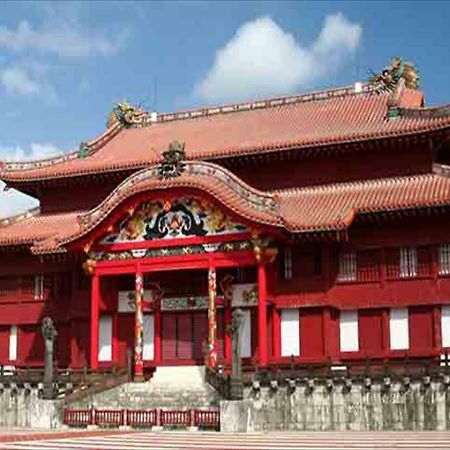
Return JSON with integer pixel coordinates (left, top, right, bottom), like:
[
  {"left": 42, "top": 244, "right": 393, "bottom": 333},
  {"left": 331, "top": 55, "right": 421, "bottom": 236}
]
[
  {"left": 192, "top": 311, "right": 208, "bottom": 361},
  {"left": 177, "top": 313, "right": 193, "bottom": 360},
  {"left": 300, "top": 308, "right": 324, "bottom": 357},
  {"left": 162, "top": 314, "right": 177, "bottom": 360},
  {"left": 359, "top": 309, "right": 383, "bottom": 356},
  {"left": 409, "top": 306, "right": 433, "bottom": 350}
]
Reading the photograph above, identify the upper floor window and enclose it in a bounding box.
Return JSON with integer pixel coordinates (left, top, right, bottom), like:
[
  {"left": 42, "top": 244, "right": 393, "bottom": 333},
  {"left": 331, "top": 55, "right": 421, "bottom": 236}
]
[
  {"left": 280, "top": 246, "right": 293, "bottom": 280},
  {"left": 399, "top": 247, "right": 417, "bottom": 278},
  {"left": 337, "top": 252, "right": 356, "bottom": 282},
  {"left": 439, "top": 244, "right": 450, "bottom": 275},
  {"left": 34, "top": 274, "right": 44, "bottom": 300}
]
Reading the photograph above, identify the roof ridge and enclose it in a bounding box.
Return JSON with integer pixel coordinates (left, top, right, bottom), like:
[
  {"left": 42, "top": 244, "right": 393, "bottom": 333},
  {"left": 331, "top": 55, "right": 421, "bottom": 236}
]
[
  {"left": 155, "top": 83, "right": 374, "bottom": 124},
  {"left": 275, "top": 173, "right": 435, "bottom": 196}
]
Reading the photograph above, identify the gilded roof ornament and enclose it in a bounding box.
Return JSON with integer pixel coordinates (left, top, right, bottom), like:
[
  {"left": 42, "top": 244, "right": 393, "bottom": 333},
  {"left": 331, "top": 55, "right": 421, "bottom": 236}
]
[
  {"left": 369, "top": 57, "right": 420, "bottom": 93},
  {"left": 158, "top": 140, "right": 186, "bottom": 179},
  {"left": 107, "top": 100, "right": 145, "bottom": 128}
]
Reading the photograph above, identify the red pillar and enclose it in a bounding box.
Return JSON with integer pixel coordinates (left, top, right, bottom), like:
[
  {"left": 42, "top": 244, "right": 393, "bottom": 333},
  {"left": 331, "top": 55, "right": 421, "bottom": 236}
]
[
  {"left": 90, "top": 274, "right": 100, "bottom": 370},
  {"left": 272, "top": 307, "right": 281, "bottom": 359},
  {"left": 134, "top": 271, "right": 144, "bottom": 381},
  {"left": 258, "top": 263, "right": 268, "bottom": 367},
  {"left": 154, "top": 301, "right": 161, "bottom": 365},
  {"left": 224, "top": 295, "right": 232, "bottom": 362}
]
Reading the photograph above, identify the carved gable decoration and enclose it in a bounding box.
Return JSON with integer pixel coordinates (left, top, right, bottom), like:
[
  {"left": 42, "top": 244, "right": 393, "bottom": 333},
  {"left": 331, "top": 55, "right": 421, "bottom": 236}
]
[
  {"left": 158, "top": 141, "right": 186, "bottom": 179},
  {"left": 101, "top": 197, "right": 247, "bottom": 244}
]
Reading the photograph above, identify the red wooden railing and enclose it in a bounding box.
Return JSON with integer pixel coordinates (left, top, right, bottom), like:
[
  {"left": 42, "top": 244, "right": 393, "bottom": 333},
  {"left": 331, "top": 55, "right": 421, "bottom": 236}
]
[
  {"left": 63, "top": 408, "right": 93, "bottom": 427},
  {"left": 160, "top": 409, "right": 191, "bottom": 427},
  {"left": 94, "top": 409, "right": 123, "bottom": 427},
  {"left": 63, "top": 407, "right": 219, "bottom": 429},
  {"left": 194, "top": 409, "right": 220, "bottom": 428},
  {"left": 125, "top": 409, "right": 158, "bottom": 428}
]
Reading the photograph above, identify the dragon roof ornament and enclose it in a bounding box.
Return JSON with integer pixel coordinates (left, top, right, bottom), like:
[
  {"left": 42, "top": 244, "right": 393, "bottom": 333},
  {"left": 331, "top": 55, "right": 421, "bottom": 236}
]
[
  {"left": 107, "top": 100, "right": 146, "bottom": 128},
  {"left": 369, "top": 57, "right": 420, "bottom": 93}
]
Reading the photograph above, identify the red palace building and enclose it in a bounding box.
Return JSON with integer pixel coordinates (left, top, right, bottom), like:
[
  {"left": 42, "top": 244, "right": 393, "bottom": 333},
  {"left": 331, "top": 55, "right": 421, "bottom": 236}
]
[{"left": 1, "top": 58, "right": 450, "bottom": 380}]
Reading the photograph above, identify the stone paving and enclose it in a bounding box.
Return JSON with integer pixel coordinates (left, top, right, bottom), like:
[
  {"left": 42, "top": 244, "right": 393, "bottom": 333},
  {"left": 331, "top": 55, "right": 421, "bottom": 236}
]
[{"left": 1, "top": 430, "right": 450, "bottom": 449}]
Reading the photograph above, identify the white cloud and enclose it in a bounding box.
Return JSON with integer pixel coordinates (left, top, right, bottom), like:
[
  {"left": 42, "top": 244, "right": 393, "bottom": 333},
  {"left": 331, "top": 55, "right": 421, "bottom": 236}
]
[
  {"left": 0, "top": 182, "right": 39, "bottom": 219},
  {"left": 0, "top": 19, "right": 126, "bottom": 58},
  {"left": 195, "top": 14, "right": 362, "bottom": 103},
  {"left": 0, "top": 142, "right": 65, "bottom": 218},
  {"left": 1, "top": 66, "right": 41, "bottom": 96},
  {"left": 0, "top": 142, "right": 64, "bottom": 162}
]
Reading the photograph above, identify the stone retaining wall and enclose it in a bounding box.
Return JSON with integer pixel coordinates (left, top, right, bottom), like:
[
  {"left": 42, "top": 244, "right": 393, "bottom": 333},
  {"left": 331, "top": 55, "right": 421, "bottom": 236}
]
[
  {"left": 221, "top": 379, "right": 450, "bottom": 432},
  {"left": 0, "top": 386, "right": 61, "bottom": 428}
]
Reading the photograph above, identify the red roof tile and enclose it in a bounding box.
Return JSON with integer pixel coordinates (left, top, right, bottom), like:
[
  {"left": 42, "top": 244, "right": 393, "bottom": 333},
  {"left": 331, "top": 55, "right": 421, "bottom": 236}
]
[
  {"left": 2, "top": 163, "right": 450, "bottom": 252},
  {"left": 0, "top": 210, "right": 83, "bottom": 247},
  {"left": 2, "top": 84, "right": 450, "bottom": 183},
  {"left": 278, "top": 173, "right": 450, "bottom": 232}
]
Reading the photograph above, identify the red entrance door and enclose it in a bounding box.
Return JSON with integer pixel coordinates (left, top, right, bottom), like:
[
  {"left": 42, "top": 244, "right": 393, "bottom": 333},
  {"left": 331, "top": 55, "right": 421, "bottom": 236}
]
[{"left": 161, "top": 310, "right": 224, "bottom": 364}]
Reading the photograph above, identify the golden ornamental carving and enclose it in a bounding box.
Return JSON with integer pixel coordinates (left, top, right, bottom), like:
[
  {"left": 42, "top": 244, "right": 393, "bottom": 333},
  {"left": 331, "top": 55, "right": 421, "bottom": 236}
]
[
  {"left": 82, "top": 259, "right": 96, "bottom": 275},
  {"left": 369, "top": 57, "right": 420, "bottom": 93}
]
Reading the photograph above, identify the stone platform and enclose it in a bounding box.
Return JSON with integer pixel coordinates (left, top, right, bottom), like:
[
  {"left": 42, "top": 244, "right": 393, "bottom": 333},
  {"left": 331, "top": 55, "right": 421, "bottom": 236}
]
[{"left": 69, "top": 366, "right": 220, "bottom": 409}]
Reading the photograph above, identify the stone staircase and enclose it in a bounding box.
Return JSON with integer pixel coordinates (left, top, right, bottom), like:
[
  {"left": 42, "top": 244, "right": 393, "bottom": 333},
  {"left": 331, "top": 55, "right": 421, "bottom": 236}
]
[{"left": 67, "top": 366, "right": 221, "bottom": 409}]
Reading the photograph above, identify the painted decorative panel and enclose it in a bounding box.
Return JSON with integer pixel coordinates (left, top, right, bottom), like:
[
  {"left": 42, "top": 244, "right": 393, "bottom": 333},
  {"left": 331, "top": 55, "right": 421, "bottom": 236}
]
[{"left": 101, "top": 197, "right": 247, "bottom": 244}]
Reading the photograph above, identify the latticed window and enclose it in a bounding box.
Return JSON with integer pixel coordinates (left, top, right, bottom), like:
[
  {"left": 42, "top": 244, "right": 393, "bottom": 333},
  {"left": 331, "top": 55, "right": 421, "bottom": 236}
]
[
  {"left": 337, "top": 252, "right": 357, "bottom": 282},
  {"left": 439, "top": 244, "right": 450, "bottom": 275},
  {"left": 399, "top": 247, "right": 417, "bottom": 278},
  {"left": 283, "top": 246, "right": 293, "bottom": 280}
]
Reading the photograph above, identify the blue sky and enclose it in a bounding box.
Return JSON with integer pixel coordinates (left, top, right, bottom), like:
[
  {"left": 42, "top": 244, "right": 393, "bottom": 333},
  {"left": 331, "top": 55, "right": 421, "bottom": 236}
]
[{"left": 0, "top": 1, "right": 449, "bottom": 216}]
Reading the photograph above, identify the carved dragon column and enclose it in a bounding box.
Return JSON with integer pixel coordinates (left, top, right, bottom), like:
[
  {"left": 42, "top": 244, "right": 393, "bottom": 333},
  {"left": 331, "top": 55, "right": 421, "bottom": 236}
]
[
  {"left": 207, "top": 266, "right": 218, "bottom": 369},
  {"left": 134, "top": 270, "right": 145, "bottom": 382}
]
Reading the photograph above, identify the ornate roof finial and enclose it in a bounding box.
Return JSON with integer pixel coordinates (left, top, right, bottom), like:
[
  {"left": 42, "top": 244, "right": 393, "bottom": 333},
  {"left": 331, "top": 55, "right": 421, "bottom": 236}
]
[
  {"left": 369, "top": 57, "right": 420, "bottom": 93},
  {"left": 158, "top": 140, "right": 186, "bottom": 179},
  {"left": 107, "top": 100, "right": 145, "bottom": 128}
]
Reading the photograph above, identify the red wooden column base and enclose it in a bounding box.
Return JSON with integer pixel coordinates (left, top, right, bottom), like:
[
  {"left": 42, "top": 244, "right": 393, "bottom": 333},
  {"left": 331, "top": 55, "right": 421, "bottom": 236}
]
[
  {"left": 258, "top": 263, "right": 268, "bottom": 368},
  {"left": 90, "top": 274, "right": 100, "bottom": 371},
  {"left": 154, "top": 303, "right": 161, "bottom": 365}
]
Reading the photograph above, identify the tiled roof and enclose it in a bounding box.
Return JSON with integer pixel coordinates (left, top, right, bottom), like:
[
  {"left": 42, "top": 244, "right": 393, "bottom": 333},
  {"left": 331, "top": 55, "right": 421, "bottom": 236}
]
[
  {"left": 0, "top": 210, "right": 83, "bottom": 247},
  {"left": 2, "top": 83, "right": 450, "bottom": 183},
  {"left": 2, "top": 163, "right": 450, "bottom": 252},
  {"left": 278, "top": 172, "right": 450, "bottom": 232}
]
